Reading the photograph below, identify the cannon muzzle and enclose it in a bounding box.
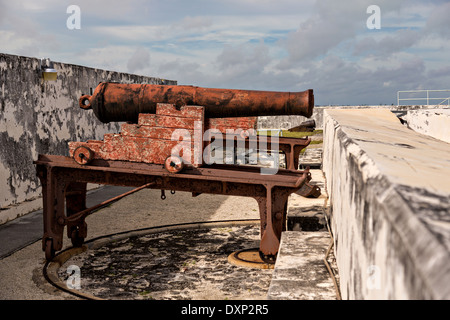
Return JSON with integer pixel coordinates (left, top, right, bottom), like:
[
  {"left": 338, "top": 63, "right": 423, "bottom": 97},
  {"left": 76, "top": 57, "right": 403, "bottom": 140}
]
[{"left": 79, "top": 82, "right": 314, "bottom": 123}]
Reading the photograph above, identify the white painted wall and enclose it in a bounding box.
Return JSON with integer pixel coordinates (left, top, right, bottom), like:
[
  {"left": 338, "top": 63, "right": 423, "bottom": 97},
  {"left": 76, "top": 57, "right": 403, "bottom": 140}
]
[
  {"left": 404, "top": 109, "right": 450, "bottom": 143},
  {"left": 257, "top": 105, "right": 447, "bottom": 130},
  {"left": 322, "top": 108, "right": 450, "bottom": 300},
  {"left": 0, "top": 53, "right": 175, "bottom": 224}
]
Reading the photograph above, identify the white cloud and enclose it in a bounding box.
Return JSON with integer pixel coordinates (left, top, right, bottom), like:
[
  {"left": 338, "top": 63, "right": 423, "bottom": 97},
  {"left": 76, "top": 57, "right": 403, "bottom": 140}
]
[
  {"left": 1, "top": 0, "right": 449, "bottom": 105},
  {"left": 353, "top": 28, "right": 421, "bottom": 56},
  {"left": 155, "top": 59, "right": 205, "bottom": 85},
  {"left": 282, "top": 1, "right": 417, "bottom": 64},
  {"left": 127, "top": 47, "right": 151, "bottom": 73},
  {"left": 176, "top": 16, "right": 213, "bottom": 31},
  {"left": 424, "top": 2, "right": 450, "bottom": 38},
  {"left": 297, "top": 53, "right": 435, "bottom": 105},
  {"left": 74, "top": 46, "right": 136, "bottom": 72},
  {"left": 214, "top": 42, "right": 271, "bottom": 86},
  {"left": 93, "top": 25, "right": 168, "bottom": 43},
  {"left": 92, "top": 13, "right": 303, "bottom": 47},
  {"left": 276, "top": 0, "right": 369, "bottom": 69}
]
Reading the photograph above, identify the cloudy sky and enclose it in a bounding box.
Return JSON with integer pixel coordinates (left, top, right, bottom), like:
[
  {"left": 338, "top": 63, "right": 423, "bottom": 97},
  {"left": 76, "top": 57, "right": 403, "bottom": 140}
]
[{"left": 1, "top": 0, "right": 449, "bottom": 105}]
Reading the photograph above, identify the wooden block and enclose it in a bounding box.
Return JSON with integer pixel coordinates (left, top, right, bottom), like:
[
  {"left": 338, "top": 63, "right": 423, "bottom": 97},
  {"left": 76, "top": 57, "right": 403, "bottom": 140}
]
[
  {"left": 121, "top": 123, "right": 195, "bottom": 140},
  {"left": 69, "top": 105, "right": 207, "bottom": 166},
  {"left": 100, "top": 135, "right": 195, "bottom": 165},
  {"left": 155, "top": 115, "right": 197, "bottom": 129},
  {"left": 207, "top": 117, "right": 257, "bottom": 132},
  {"left": 100, "top": 134, "right": 126, "bottom": 160},
  {"left": 138, "top": 114, "right": 157, "bottom": 126},
  {"left": 147, "top": 139, "right": 194, "bottom": 165}
]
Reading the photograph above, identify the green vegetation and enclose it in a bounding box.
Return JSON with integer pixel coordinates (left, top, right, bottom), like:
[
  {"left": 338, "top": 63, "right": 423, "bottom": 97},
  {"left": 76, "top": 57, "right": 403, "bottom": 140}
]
[
  {"left": 256, "top": 129, "right": 323, "bottom": 155},
  {"left": 257, "top": 129, "right": 323, "bottom": 146},
  {"left": 257, "top": 129, "right": 323, "bottom": 139}
]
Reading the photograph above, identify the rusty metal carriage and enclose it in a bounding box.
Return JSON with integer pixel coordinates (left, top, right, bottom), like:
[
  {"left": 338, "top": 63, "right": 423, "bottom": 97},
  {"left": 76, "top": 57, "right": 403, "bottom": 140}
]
[{"left": 34, "top": 83, "right": 320, "bottom": 263}]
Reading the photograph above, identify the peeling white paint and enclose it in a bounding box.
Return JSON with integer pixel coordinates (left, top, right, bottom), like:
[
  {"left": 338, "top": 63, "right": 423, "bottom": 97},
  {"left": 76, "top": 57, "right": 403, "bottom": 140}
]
[
  {"left": 322, "top": 108, "right": 450, "bottom": 300},
  {"left": 405, "top": 109, "right": 450, "bottom": 143},
  {"left": 0, "top": 53, "right": 176, "bottom": 222},
  {"left": 0, "top": 161, "right": 13, "bottom": 206},
  {"left": 0, "top": 100, "right": 26, "bottom": 143}
]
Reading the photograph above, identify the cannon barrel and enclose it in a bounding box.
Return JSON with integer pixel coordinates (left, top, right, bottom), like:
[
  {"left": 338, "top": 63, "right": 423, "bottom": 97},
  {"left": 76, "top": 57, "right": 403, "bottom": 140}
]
[{"left": 79, "top": 82, "right": 314, "bottom": 123}]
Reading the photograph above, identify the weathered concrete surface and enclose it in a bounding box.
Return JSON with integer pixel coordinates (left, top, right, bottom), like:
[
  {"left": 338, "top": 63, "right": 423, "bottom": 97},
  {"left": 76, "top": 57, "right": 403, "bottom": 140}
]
[
  {"left": 257, "top": 105, "right": 446, "bottom": 130},
  {"left": 287, "top": 169, "right": 327, "bottom": 232},
  {"left": 322, "top": 108, "right": 450, "bottom": 300},
  {"left": 0, "top": 189, "right": 261, "bottom": 300},
  {"left": 54, "top": 222, "right": 273, "bottom": 300},
  {"left": 404, "top": 109, "right": 450, "bottom": 143},
  {"left": 0, "top": 183, "right": 338, "bottom": 300},
  {"left": 268, "top": 167, "right": 338, "bottom": 300},
  {"left": 267, "top": 231, "right": 336, "bottom": 300},
  {"left": 0, "top": 53, "right": 175, "bottom": 224}
]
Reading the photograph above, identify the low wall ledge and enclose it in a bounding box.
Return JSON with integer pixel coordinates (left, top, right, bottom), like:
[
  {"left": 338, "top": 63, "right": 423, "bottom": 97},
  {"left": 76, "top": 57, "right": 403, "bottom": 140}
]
[{"left": 323, "top": 108, "right": 450, "bottom": 299}]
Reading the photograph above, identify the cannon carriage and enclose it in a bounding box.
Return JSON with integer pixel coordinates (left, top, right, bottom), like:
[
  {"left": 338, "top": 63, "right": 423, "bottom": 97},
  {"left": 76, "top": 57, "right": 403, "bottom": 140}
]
[{"left": 34, "top": 82, "right": 320, "bottom": 262}]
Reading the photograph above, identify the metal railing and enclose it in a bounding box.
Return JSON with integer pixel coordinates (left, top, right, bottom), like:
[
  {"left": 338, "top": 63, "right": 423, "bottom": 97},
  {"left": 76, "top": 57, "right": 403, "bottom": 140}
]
[{"left": 397, "top": 89, "right": 450, "bottom": 106}]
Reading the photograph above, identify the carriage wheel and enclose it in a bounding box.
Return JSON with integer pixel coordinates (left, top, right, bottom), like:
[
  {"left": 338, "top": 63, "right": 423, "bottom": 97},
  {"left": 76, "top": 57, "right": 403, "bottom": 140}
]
[
  {"left": 164, "top": 155, "right": 184, "bottom": 173},
  {"left": 73, "top": 146, "right": 93, "bottom": 165}
]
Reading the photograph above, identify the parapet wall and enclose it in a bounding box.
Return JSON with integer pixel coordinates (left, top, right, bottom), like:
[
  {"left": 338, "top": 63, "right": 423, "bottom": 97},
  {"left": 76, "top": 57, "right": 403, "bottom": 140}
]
[
  {"left": 404, "top": 109, "right": 450, "bottom": 143},
  {"left": 257, "top": 105, "right": 447, "bottom": 130},
  {"left": 0, "top": 53, "right": 176, "bottom": 224},
  {"left": 322, "top": 108, "right": 450, "bottom": 299}
]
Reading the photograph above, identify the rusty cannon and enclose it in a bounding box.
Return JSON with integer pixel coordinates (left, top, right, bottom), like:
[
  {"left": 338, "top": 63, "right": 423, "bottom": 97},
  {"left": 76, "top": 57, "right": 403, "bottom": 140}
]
[
  {"left": 78, "top": 82, "right": 314, "bottom": 123},
  {"left": 34, "top": 82, "right": 320, "bottom": 264}
]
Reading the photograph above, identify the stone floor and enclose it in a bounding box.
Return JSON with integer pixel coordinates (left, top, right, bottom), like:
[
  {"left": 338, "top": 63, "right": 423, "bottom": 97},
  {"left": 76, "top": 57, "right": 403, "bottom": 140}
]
[
  {"left": 45, "top": 162, "right": 338, "bottom": 301},
  {"left": 300, "top": 146, "right": 323, "bottom": 170},
  {"left": 54, "top": 222, "right": 273, "bottom": 300},
  {"left": 1, "top": 137, "right": 339, "bottom": 301},
  {"left": 267, "top": 231, "right": 338, "bottom": 300},
  {"left": 47, "top": 141, "right": 336, "bottom": 301}
]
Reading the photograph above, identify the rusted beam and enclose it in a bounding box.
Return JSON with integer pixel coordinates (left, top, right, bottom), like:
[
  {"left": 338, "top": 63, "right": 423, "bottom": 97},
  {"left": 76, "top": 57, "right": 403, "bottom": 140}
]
[{"left": 34, "top": 155, "right": 310, "bottom": 262}]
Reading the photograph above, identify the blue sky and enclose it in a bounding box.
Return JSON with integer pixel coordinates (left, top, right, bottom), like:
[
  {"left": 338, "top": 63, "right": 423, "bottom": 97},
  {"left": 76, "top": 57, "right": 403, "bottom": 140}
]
[{"left": 1, "top": 0, "right": 449, "bottom": 105}]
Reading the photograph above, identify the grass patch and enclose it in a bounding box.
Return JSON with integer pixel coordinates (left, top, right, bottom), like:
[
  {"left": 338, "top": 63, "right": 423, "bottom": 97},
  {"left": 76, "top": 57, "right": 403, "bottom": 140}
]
[
  {"left": 257, "top": 129, "right": 323, "bottom": 138},
  {"left": 257, "top": 130, "right": 323, "bottom": 153}
]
